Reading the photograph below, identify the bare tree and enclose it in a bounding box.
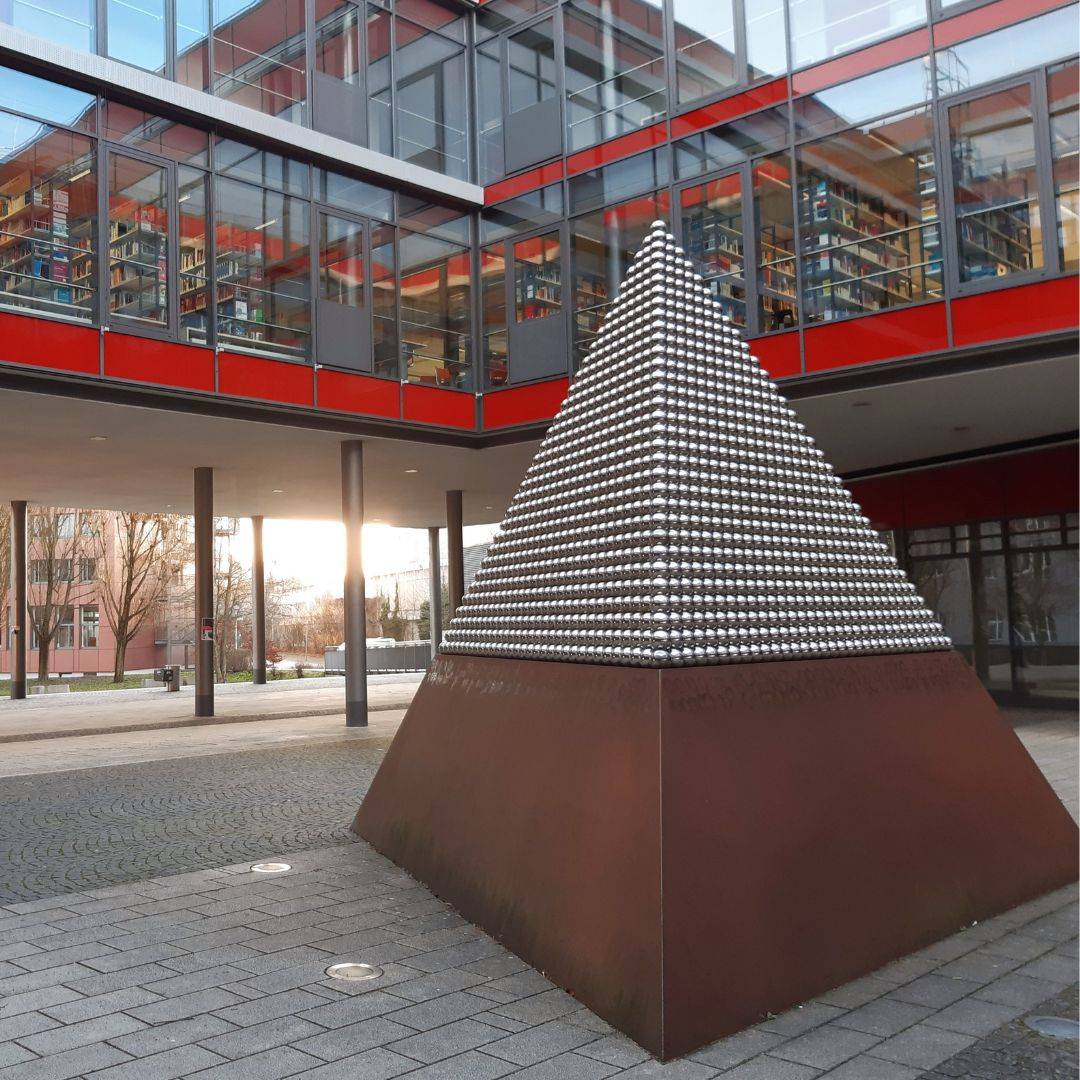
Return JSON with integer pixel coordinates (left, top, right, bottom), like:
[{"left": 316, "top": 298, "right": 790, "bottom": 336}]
[
  {"left": 27, "top": 507, "right": 94, "bottom": 681},
  {"left": 0, "top": 504, "right": 10, "bottom": 643},
  {"left": 213, "top": 545, "right": 251, "bottom": 681},
  {"left": 97, "top": 513, "right": 183, "bottom": 682}
]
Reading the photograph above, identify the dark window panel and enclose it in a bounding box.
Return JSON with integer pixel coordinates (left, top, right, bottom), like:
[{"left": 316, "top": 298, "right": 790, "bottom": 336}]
[
  {"left": 319, "top": 211, "right": 364, "bottom": 306},
  {"left": 481, "top": 241, "right": 508, "bottom": 387},
  {"left": 398, "top": 194, "right": 470, "bottom": 243},
  {"left": 514, "top": 230, "right": 561, "bottom": 322},
  {"left": 397, "top": 0, "right": 464, "bottom": 43},
  {"left": 318, "top": 168, "right": 394, "bottom": 221},
  {"left": 568, "top": 147, "right": 669, "bottom": 215},
  {"left": 178, "top": 165, "right": 209, "bottom": 345},
  {"left": 508, "top": 18, "right": 557, "bottom": 114},
  {"left": 680, "top": 172, "right": 746, "bottom": 327},
  {"left": 367, "top": 2, "right": 394, "bottom": 157},
  {"left": 1048, "top": 59, "right": 1079, "bottom": 274},
  {"left": 371, "top": 221, "right": 397, "bottom": 378},
  {"left": 108, "top": 153, "right": 169, "bottom": 327},
  {"left": 481, "top": 183, "right": 564, "bottom": 245},
  {"left": 215, "top": 137, "right": 310, "bottom": 196},
  {"left": 475, "top": 0, "right": 552, "bottom": 41},
  {"left": 476, "top": 40, "right": 505, "bottom": 184},
  {"left": 753, "top": 151, "right": 797, "bottom": 331}
]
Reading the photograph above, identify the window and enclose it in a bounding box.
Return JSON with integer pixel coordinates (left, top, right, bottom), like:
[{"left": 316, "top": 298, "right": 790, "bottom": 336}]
[
  {"left": 753, "top": 152, "right": 797, "bottom": 331},
  {"left": 399, "top": 230, "right": 472, "bottom": 388},
  {"left": 102, "top": 103, "right": 209, "bottom": 166},
  {"left": 568, "top": 149, "right": 669, "bottom": 215},
  {"left": 30, "top": 560, "right": 48, "bottom": 584},
  {"left": 176, "top": 0, "right": 210, "bottom": 91},
  {"left": 108, "top": 154, "right": 169, "bottom": 327},
  {"left": 1048, "top": 61, "right": 1079, "bottom": 273},
  {"left": 0, "top": 0, "right": 94, "bottom": 51},
  {"left": 571, "top": 190, "right": 670, "bottom": 364},
  {"left": 0, "top": 66, "right": 96, "bottom": 132},
  {"left": 476, "top": 0, "right": 553, "bottom": 38},
  {"left": 681, "top": 173, "right": 746, "bottom": 327},
  {"left": 213, "top": 0, "right": 307, "bottom": 121},
  {"left": 57, "top": 513, "right": 75, "bottom": 538},
  {"left": 788, "top": 0, "right": 925, "bottom": 71},
  {"left": 319, "top": 213, "right": 365, "bottom": 308},
  {"left": 79, "top": 557, "right": 96, "bottom": 583},
  {"left": 0, "top": 116, "right": 96, "bottom": 322},
  {"left": 797, "top": 108, "right": 941, "bottom": 324},
  {"left": 56, "top": 607, "right": 75, "bottom": 649},
  {"left": 108, "top": 0, "right": 166, "bottom": 73},
  {"left": 371, "top": 222, "right": 397, "bottom": 378},
  {"left": 215, "top": 139, "right": 310, "bottom": 197},
  {"left": 481, "top": 242, "right": 508, "bottom": 386},
  {"left": 476, "top": 40, "right": 504, "bottom": 183},
  {"left": 673, "top": 106, "right": 789, "bottom": 181},
  {"left": 563, "top": 0, "right": 666, "bottom": 152},
  {"left": 745, "top": 0, "right": 786, "bottom": 81},
  {"left": 514, "top": 232, "right": 561, "bottom": 323},
  {"left": 948, "top": 84, "right": 1043, "bottom": 284},
  {"left": 672, "top": 0, "right": 737, "bottom": 105},
  {"left": 319, "top": 169, "right": 394, "bottom": 221},
  {"left": 317, "top": 0, "right": 364, "bottom": 86},
  {"left": 395, "top": 18, "right": 468, "bottom": 178},
  {"left": 481, "top": 184, "right": 563, "bottom": 245},
  {"left": 80, "top": 605, "right": 99, "bottom": 647},
  {"left": 178, "top": 167, "right": 209, "bottom": 344},
  {"left": 214, "top": 176, "right": 311, "bottom": 360},
  {"left": 368, "top": 2, "right": 393, "bottom": 157},
  {"left": 508, "top": 18, "right": 557, "bottom": 114}
]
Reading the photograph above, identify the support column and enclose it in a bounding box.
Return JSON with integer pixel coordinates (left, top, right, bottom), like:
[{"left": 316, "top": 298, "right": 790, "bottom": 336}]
[
  {"left": 446, "top": 490, "right": 464, "bottom": 623},
  {"left": 194, "top": 468, "right": 214, "bottom": 718},
  {"left": 9, "top": 501, "right": 26, "bottom": 700},
  {"left": 428, "top": 527, "right": 443, "bottom": 652},
  {"left": 341, "top": 441, "right": 368, "bottom": 727},
  {"left": 251, "top": 516, "right": 266, "bottom": 685}
]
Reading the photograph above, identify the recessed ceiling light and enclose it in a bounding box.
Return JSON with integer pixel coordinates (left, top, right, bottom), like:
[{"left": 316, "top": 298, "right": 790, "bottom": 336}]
[
  {"left": 485, "top": 505, "right": 493, "bottom": 510},
  {"left": 851, "top": 401, "right": 871, "bottom": 409},
  {"left": 952, "top": 425, "right": 971, "bottom": 433},
  {"left": 89, "top": 435, "right": 107, "bottom": 441},
  {"left": 405, "top": 468, "right": 418, "bottom": 474},
  {"left": 272, "top": 489, "right": 284, "bottom": 494}
]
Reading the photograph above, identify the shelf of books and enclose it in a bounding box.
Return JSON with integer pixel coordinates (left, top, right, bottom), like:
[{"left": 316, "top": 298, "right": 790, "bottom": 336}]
[
  {"left": 683, "top": 204, "right": 747, "bottom": 327},
  {"left": 108, "top": 219, "right": 167, "bottom": 323},
  {"left": 180, "top": 233, "right": 209, "bottom": 343},
  {"left": 0, "top": 174, "right": 94, "bottom": 321},
  {"left": 798, "top": 169, "right": 942, "bottom": 322}
]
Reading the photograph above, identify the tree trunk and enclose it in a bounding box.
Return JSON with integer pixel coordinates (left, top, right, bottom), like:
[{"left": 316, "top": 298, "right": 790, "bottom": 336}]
[
  {"left": 37, "top": 635, "right": 50, "bottom": 682},
  {"left": 113, "top": 639, "right": 128, "bottom": 683}
]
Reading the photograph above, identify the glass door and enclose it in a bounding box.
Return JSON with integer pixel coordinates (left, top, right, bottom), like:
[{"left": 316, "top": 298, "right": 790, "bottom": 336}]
[
  {"left": 315, "top": 209, "right": 372, "bottom": 372},
  {"left": 505, "top": 225, "right": 570, "bottom": 384},
  {"left": 106, "top": 150, "right": 171, "bottom": 332}
]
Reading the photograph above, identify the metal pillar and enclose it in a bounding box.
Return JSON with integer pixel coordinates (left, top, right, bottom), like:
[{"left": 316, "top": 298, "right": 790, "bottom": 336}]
[
  {"left": 446, "top": 490, "right": 464, "bottom": 623},
  {"left": 194, "top": 468, "right": 214, "bottom": 718},
  {"left": 9, "top": 501, "right": 26, "bottom": 700},
  {"left": 428, "top": 526, "right": 443, "bottom": 652},
  {"left": 341, "top": 441, "right": 368, "bottom": 727},
  {"left": 251, "top": 515, "right": 266, "bottom": 685}
]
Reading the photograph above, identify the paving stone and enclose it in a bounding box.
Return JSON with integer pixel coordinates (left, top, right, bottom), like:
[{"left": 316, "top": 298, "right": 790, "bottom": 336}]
[
  {"left": 184, "top": 1046, "right": 325, "bottom": 1079},
  {"left": 981, "top": 931, "right": 1057, "bottom": 962},
  {"left": 758, "top": 1002, "right": 845, "bottom": 1038},
  {"left": 196, "top": 1015, "right": 323, "bottom": 1057},
  {"left": 159, "top": 944, "right": 262, "bottom": 973},
  {"left": 1014, "top": 950, "right": 1079, "bottom": 983},
  {"left": 384, "top": 989, "right": 494, "bottom": 1030},
  {"left": 212, "top": 988, "right": 326, "bottom": 1027},
  {"left": 922, "top": 996, "right": 1027, "bottom": 1037},
  {"left": 719, "top": 1055, "right": 822, "bottom": 1079},
  {"left": 770, "top": 1023, "right": 880, "bottom": 1069},
  {"left": 296, "top": 1048, "right": 418, "bottom": 1079},
  {"left": 467, "top": 968, "right": 554, "bottom": 1003},
  {"left": 128, "top": 986, "right": 244, "bottom": 1023},
  {"left": 575, "top": 1033, "right": 651, "bottom": 1068},
  {"left": 0, "top": 1042, "right": 36, "bottom": 1068},
  {"left": 109, "top": 1014, "right": 236, "bottom": 1056},
  {"left": 387, "top": 1017, "right": 510, "bottom": 1063},
  {"left": 972, "top": 971, "right": 1070, "bottom": 1008},
  {"left": 817, "top": 1054, "right": 920, "bottom": 1079},
  {"left": 0, "top": 1009, "right": 58, "bottom": 1042},
  {"left": 291, "top": 1016, "right": 417, "bottom": 1061},
  {"left": 491, "top": 987, "right": 582, "bottom": 1025},
  {"left": 85, "top": 1044, "right": 226, "bottom": 1079},
  {"left": 0, "top": 1040, "right": 131, "bottom": 1080},
  {"left": 10, "top": 941, "right": 119, "bottom": 971},
  {"left": 80, "top": 942, "right": 186, "bottom": 972},
  {"left": 384, "top": 967, "right": 488, "bottom": 1002},
  {"left": 16, "top": 1011, "right": 146, "bottom": 1055},
  {"left": 299, "top": 989, "right": 412, "bottom": 1028},
  {"left": 61, "top": 961, "right": 178, "bottom": 995},
  {"left": 482, "top": 1018, "right": 600, "bottom": 1066},
  {"left": 831, "top": 997, "right": 933, "bottom": 1037},
  {"left": 509, "top": 1050, "right": 622, "bottom": 1078},
  {"left": 866, "top": 1023, "right": 976, "bottom": 1069},
  {"left": 814, "top": 975, "right": 893, "bottom": 1009},
  {"left": 389, "top": 1050, "right": 517, "bottom": 1078},
  {"left": 688, "top": 1028, "right": 785, "bottom": 1069},
  {"left": 0, "top": 984, "right": 83, "bottom": 1017},
  {"left": 885, "top": 974, "right": 981, "bottom": 1009}
]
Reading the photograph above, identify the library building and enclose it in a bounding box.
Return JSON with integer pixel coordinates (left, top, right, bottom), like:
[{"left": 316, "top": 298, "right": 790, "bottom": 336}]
[{"left": 0, "top": 0, "right": 1075, "bottom": 705}]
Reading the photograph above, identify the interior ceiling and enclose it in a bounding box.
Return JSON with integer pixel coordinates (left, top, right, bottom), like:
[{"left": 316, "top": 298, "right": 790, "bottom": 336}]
[{"left": 0, "top": 353, "right": 1074, "bottom": 528}]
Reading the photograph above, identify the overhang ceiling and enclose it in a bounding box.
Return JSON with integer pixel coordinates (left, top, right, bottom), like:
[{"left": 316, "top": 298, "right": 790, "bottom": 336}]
[{"left": 0, "top": 352, "right": 1074, "bottom": 527}]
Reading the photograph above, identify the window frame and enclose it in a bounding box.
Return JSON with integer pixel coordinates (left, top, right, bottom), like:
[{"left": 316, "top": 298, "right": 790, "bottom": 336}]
[{"left": 936, "top": 70, "right": 1063, "bottom": 298}]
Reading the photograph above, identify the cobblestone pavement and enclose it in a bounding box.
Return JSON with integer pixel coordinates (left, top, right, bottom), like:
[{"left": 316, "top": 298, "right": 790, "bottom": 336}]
[{"left": 0, "top": 708, "right": 1073, "bottom": 1078}]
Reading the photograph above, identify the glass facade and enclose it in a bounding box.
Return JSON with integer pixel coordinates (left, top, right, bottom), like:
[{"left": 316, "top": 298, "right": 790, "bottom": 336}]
[{"left": 906, "top": 513, "right": 1079, "bottom": 703}]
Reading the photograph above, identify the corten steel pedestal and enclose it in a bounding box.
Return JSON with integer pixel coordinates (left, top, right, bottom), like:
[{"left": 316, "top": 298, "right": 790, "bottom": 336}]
[
  {"left": 353, "top": 224, "right": 1079, "bottom": 1059},
  {"left": 355, "top": 650, "right": 1078, "bottom": 1059}
]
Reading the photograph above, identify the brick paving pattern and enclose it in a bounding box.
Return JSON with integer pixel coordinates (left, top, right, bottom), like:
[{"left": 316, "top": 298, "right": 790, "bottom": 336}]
[{"left": 0, "top": 708, "right": 1073, "bottom": 1077}]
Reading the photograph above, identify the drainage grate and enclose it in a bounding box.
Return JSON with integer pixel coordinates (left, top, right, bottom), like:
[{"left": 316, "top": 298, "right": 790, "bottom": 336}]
[
  {"left": 326, "top": 962, "right": 383, "bottom": 982},
  {"left": 1025, "top": 1016, "right": 1080, "bottom": 1039},
  {"left": 250, "top": 862, "right": 292, "bottom": 874}
]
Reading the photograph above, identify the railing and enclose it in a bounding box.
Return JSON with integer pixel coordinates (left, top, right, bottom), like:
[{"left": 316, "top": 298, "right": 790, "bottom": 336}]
[{"left": 324, "top": 640, "right": 433, "bottom": 674}]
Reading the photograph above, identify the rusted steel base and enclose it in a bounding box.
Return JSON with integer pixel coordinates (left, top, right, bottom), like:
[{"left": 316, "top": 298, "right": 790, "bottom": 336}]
[{"left": 353, "top": 650, "right": 1079, "bottom": 1060}]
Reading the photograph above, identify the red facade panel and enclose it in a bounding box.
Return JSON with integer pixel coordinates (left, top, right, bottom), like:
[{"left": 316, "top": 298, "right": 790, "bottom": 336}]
[
  {"left": 1003, "top": 444, "right": 1078, "bottom": 518},
  {"left": 104, "top": 334, "right": 215, "bottom": 392},
  {"left": 218, "top": 352, "right": 315, "bottom": 406},
  {"left": 951, "top": 277, "right": 1080, "bottom": 347},
  {"left": 483, "top": 378, "right": 570, "bottom": 429},
  {"left": 846, "top": 474, "right": 907, "bottom": 530},
  {"left": 669, "top": 80, "right": 789, "bottom": 140},
  {"left": 748, "top": 332, "right": 801, "bottom": 379},
  {"left": 565, "top": 123, "right": 669, "bottom": 175},
  {"left": 0, "top": 312, "right": 98, "bottom": 375},
  {"left": 933, "top": 0, "right": 1073, "bottom": 48},
  {"left": 484, "top": 163, "right": 565, "bottom": 206},
  {"left": 792, "top": 29, "right": 930, "bottom": 95},
  {"left": 804, "top": 304, "right": 949, "bottom": 372},
  {"left": 317, "top": 369, "right": 400, "bottom": 419},
  {"left": 403, "top": 384, "right": 475, "bottom": 429},
  {"left": 900, "top": 459, "right": 1007, "bottom": 529}
]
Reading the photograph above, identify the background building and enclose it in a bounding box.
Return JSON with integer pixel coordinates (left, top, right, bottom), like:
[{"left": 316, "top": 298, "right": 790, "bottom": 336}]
[{"left": 0, "top": 0, "right": 1074, "bottom": 703}]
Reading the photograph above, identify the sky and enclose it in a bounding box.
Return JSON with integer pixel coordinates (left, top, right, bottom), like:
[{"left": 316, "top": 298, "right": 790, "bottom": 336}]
[{"left": 225, "top": 520, "right": 499, "bottom": 600}]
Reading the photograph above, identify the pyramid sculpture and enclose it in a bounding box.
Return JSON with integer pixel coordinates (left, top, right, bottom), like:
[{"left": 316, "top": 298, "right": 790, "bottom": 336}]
[
  {"left": 445, "top": 222, "right": 948, "bottom": 666},
  {"left": 356, "top": 223, "right": 1077, "bottom": 1061}
]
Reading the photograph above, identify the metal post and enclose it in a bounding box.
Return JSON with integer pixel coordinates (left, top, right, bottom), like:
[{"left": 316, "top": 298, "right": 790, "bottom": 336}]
[
  {"left": 341, "top": 441, "right": 368, "bottom": 727},
  {"left": 251, "top": 515, "right": 266, "bottom": 685},
  {"left": 446, "top": 490, "right": 464, "bottom": 623},
  {"left": 194, "top": 468, "right": 214, "bottom": 718},
  {"left": 10, "top": 500, "right": 26, "bottom": 700},
  {"left": 428, "top": 526, "right": 443, "bottom": 652}
]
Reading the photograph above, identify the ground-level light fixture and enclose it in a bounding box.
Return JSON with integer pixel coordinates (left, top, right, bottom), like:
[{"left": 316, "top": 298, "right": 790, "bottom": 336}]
[
  {"left": 90, "top": 435, "right": 108, "bottom": 441},
  {"left": 405, "top": 468, "right": 418, "bottom": 474},
  {"left": 851, "top": 401, "right": 872, "bottom": 408},
  {"left": 326, "top": 962, "right": 383, "bottom": 982},
  {"left": 272, "top": 489, "right": 284, "bottom": 494},
  {"left": 1026, "top": 1016, "right": 1079, "bottom": 1039},
  {"left": 250, "top": 861, "right": 291, "bottom": 874}
]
